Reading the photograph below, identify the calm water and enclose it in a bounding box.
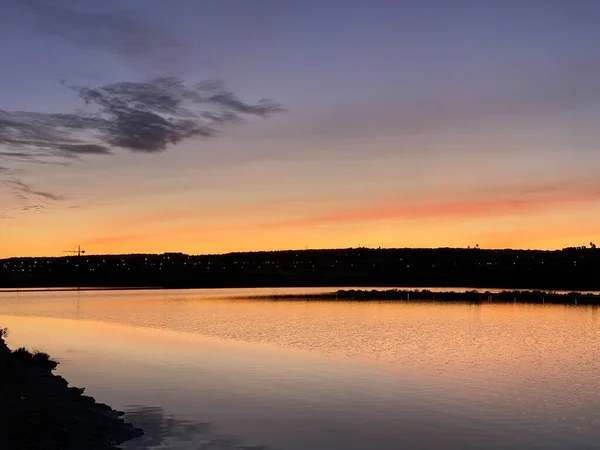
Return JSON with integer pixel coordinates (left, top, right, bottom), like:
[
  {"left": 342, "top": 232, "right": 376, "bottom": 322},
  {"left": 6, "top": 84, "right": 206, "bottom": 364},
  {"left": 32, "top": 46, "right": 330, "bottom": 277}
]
[{"left": 1, "top": 288, "right": 599, "bottom": 449}]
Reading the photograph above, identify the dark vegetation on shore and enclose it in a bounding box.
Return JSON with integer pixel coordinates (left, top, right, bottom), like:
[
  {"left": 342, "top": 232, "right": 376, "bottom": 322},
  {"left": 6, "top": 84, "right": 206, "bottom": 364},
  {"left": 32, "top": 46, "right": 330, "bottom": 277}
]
[
  {"left": 0, "top": 328, "right": 143, "bottom": 450},
  {"left": 255, "top": 289, "right": 600, "bottom": 305},
  {"left": 1, "top": 247, "right": 600, "bottom": 291}
]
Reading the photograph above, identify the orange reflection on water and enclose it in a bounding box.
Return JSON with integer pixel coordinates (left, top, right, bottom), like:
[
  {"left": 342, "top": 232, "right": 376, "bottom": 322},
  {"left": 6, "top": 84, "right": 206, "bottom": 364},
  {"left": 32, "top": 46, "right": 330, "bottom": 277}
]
[
  {"left": 1, "top": 290, "right": 599, "bottom": 384},
  {"left": 1, "top": 290, "right": 600, "bottom": 450}
]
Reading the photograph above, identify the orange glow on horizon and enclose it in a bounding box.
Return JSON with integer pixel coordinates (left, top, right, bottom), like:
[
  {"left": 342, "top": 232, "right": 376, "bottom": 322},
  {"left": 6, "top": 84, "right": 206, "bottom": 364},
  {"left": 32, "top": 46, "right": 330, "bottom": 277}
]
[
  {"left": 2, "top": 172, "right": 599, "bottom": 258},
  {"left": 2, "top": 201, "right": 599, "bottom": 258}
]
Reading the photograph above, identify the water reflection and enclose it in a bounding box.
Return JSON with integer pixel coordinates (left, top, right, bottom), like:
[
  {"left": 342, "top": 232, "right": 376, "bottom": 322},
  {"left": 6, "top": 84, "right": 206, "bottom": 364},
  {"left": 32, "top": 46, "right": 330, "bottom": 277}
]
[
  {"left": 0, "top": 289, "right": 599, "bottom": 449},
  {"left": 1, "top": 290, "right": 598, "bottom": 376},
  {"left": 123, "top": 405, "right": 279, "bottom": 450}
]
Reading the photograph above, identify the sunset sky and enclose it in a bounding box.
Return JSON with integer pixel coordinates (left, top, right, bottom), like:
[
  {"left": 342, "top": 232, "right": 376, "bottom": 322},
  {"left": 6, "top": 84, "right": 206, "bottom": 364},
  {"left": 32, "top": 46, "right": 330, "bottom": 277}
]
[{"left": 1, "top": 0, "right": 600, "bottom": 257}]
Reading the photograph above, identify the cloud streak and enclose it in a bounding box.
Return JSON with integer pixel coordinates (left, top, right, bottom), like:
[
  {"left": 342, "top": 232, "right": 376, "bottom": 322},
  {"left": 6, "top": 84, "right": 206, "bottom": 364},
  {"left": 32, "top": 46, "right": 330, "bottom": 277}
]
[
  {"left": 21, "top": 205, "right": 45, "bottom": 212},
  {"left": 264, "top": 183, "right": 600, "bottom": 229},
  {"left": 2, "top": 179, "right": 64, "bottom": 201}
]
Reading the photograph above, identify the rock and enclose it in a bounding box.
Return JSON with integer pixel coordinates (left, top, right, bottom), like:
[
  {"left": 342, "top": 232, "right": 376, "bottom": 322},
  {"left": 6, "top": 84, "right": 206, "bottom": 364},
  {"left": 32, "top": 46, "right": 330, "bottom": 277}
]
[{"left": 0, "top": 333, "right": 144, "bottom": 449}]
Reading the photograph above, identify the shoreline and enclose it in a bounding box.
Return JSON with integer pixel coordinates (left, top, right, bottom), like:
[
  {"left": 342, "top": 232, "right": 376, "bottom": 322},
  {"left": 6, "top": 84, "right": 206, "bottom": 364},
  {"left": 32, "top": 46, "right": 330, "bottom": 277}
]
[
  {"left": 251, "top": 289, "right": 600, "bottom": 305},
  {"left": 0, "top": 328, "right": 143, "bottom": 449}
]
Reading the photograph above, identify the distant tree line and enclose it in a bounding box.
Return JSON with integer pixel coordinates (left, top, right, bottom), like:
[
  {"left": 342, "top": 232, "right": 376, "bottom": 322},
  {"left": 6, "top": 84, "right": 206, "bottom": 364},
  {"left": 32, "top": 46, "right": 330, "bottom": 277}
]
[{"left": 1, "top": 247, "right": 599, "bottom": 291}]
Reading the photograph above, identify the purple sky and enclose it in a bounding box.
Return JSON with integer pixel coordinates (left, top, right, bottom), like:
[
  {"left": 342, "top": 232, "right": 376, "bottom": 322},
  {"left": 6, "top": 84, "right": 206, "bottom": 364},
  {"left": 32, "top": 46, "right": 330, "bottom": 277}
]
[{"left": 1, "top": 0, "right": 599, "bottom": 256}]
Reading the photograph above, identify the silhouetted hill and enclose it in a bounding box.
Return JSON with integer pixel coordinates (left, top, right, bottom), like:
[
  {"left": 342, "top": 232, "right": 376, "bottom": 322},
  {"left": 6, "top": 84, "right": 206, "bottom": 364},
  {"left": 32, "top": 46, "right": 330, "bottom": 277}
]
[{"left": 1, "top": 247, "right": 599, "bottom": 291}]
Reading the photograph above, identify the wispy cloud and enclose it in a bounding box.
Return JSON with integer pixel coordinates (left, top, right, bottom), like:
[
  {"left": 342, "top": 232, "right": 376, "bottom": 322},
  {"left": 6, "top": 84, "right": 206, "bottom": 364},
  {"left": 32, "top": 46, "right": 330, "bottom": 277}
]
[
  {"left": 20, "top": 0, "right": 183, "bottom": 71},
  {"left": 3, "top": 179, "right": 64, "bottom": 201},
  {"left": 21, "top": 204, "right": 45, "bottom": 212},
  {"left": 264, "top": 183, "right": 600, "bottom": 229}
]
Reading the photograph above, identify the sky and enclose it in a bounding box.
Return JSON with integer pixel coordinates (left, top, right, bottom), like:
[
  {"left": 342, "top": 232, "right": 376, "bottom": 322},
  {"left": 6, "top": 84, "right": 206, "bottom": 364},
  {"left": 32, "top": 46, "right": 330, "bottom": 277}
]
[{"left": 1, "top": 0, "right": 600, "bottom": 257}]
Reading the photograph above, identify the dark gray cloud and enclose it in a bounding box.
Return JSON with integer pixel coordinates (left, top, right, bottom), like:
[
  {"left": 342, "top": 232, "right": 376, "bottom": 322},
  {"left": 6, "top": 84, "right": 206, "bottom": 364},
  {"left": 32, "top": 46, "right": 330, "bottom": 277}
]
[
  {"left": 0, "top": 152, "right": 70, "bottom": 166},
  {"left": 0, "top": 111, "right": 106, "bottom": 160},
  {"left": 0, "top": 77, "right": 283, "bottom": 162},
  {"left": 57, "top": 144, "right": 112, "bottom": 155}
]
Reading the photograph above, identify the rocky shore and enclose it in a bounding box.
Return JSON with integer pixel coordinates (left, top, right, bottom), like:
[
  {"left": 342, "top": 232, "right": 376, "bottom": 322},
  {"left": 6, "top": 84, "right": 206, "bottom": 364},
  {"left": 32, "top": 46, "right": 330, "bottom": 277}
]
[{"left": 0, "top": 328, "right": 143, "bottom": 449}]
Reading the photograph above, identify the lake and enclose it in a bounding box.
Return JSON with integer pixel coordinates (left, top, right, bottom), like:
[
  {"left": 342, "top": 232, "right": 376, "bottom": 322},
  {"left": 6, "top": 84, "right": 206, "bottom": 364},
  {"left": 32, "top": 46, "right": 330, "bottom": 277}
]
[{"left": 1, "top": 288, "right": 599, "bottom": 449}]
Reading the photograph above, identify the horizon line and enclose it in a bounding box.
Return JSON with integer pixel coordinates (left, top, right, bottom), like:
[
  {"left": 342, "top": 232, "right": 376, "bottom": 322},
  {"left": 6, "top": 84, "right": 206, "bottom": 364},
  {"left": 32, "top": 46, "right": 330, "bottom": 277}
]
[{"left": 2, "top": 244, "right": 597, "bottom": 260}]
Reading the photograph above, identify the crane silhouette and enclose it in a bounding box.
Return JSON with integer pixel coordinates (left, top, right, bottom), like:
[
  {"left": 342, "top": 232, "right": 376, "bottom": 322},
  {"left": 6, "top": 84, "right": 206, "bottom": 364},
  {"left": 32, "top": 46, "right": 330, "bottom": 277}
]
[
  {"left": 63, "top": 245, "right": 86, "bottom": 291},
  {"left": 64, "top": 245, "right": 85, "bottom": 257}
]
